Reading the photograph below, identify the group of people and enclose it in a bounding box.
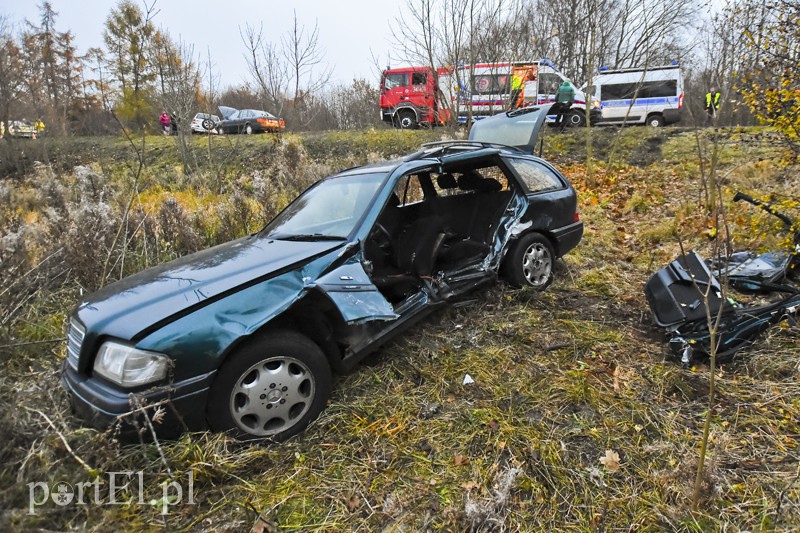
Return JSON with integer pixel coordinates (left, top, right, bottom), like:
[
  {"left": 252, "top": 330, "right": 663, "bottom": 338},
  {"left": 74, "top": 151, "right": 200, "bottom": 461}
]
[{"left": 508, "top": 71, "right": 575, "bottom": 130}]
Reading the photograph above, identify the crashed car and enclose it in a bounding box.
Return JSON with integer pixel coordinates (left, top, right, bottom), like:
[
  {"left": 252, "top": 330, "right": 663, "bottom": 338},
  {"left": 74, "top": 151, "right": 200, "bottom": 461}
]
[
  {"left": 62, "top": 106, "right": 583, "bottom": 441},
  {"left": 216, "top": 106, "right": 285, "bottom": 134}
]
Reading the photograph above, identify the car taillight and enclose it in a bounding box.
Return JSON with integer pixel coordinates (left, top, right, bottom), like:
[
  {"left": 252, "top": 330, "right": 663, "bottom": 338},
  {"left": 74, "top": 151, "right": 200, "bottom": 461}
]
[
  {"left": 678, "top": 93, "right": 684, "bottom": 109},
  {"left": 574, "top": 212, "right": 580, "bottom": 222}
]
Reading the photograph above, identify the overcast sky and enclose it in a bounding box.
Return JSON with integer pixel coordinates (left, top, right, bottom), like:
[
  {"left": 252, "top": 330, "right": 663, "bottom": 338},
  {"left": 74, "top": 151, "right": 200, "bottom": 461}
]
[{"left": 1, "top": 0, "right": 405, "bottom": 88}]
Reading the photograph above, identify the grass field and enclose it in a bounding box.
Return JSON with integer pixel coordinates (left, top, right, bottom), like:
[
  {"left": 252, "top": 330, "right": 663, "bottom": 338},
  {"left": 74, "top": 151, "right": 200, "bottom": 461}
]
[{"left": 1, "top": 125, "right": 799, "bottom": 531}]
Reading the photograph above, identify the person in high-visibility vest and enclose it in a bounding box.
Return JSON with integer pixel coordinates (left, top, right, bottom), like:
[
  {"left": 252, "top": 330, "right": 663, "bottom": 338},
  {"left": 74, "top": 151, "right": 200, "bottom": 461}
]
[
  {"left": 508, "top": 73, "right": 524, "bottom": 110},
  {"left": 705, "top": 87, "right": 720, "bottom": 122}
]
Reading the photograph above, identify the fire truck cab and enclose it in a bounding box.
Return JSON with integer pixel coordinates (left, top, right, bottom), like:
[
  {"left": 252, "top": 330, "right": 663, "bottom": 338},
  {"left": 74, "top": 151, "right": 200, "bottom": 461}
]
[{"left": 379, "top": 66, "right": 449, "bottom": 129}]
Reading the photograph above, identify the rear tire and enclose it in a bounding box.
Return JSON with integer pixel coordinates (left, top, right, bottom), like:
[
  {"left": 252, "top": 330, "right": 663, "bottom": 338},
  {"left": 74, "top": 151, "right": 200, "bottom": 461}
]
[
  {"left": 207, "top": 331, "right": 332, "bottom": 442},
  {"left": 245, "top": 123, "right": 254, "bottom": 134},
  {"left": 502, "top": 232, "right": 555, "bottom": 290},
  {"left": 646, "top": 114, "right": 665, "bottom": 127}
]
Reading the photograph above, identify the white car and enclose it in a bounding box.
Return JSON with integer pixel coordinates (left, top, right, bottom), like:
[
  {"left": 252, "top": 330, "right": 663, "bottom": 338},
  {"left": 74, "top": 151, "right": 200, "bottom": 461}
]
[{"left": 190, "top": 113, "right": 220, "bottom": 134}]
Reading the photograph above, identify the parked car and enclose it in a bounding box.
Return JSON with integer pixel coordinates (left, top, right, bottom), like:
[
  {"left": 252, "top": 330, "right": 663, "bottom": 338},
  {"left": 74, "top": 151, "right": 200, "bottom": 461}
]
[
  {"left": 190, "top": 112, "right": 220, "bottom": 134},
  {"left": 216, "top": 106, "right": 285, "bottom": 134},
  {"left": 6, "top": 119, "right": 37, "bottom": 138},
  {"left": 62, "top": 106, "right": 583, "bottom": 441}
]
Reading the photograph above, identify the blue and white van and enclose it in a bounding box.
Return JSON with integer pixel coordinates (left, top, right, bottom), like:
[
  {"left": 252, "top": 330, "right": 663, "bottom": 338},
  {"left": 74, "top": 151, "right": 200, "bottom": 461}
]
[{"left": 584, "top": 64, "right": 684, "bottom": 127}]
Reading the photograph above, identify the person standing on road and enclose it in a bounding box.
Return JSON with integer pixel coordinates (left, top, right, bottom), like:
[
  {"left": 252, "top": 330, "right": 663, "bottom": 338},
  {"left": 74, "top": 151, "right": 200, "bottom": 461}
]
[
  {"left": 554, "top": 80, "right": 575, "bottom": 130},
  {"left": 705, "top": 87, "right": 720, "bottom": 123}
]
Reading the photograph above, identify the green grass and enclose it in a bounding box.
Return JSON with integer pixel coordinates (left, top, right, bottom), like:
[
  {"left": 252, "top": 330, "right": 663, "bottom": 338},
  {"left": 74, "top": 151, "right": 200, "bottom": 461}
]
[{"left": 1, "top": 125, "right": 800, "bottom": 531}]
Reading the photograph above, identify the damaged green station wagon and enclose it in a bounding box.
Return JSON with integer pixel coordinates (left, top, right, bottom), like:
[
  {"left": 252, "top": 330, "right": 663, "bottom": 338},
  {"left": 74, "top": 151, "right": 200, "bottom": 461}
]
[{"left": 62, "top": 107, "right": 583, "bottom": 441}]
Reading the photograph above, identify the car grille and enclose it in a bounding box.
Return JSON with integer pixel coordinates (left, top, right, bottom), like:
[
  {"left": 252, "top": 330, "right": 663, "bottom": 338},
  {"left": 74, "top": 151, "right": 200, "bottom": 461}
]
[{"left": 66, "top": 318, "right": 85, "bottom": 372}]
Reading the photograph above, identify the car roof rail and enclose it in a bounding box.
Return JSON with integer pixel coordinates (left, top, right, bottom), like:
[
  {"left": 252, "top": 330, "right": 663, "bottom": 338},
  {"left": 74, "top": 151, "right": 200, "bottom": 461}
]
[{"left": 408, "top": 140, "right": 524, "bottom": 161}]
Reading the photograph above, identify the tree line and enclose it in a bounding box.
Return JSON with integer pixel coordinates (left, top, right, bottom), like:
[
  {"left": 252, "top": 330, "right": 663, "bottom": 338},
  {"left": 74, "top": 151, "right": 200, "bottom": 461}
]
[{"left": 0, "top": 0, "right": 797, "bottom": 138}]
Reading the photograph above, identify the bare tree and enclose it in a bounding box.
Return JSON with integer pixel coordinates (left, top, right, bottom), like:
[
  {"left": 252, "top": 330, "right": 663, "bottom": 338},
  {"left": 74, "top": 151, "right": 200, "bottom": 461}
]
[
  {"left": 152, "top": 30, "right": 202, "bottom": 169},
  {"left": 241, "top": 23, "right": 290, "bottom": 116},
  {"left": 281, "top": 10, "right": 333, "bottom": 125},
  {"left": 0, "top": 16, "right": 24, "bottom": 136}
]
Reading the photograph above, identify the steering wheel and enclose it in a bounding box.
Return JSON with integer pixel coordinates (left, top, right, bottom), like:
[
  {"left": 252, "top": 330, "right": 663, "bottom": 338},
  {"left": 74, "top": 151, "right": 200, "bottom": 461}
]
[{"left": 370, "top": 223, "right": 393, "bottom": 254}]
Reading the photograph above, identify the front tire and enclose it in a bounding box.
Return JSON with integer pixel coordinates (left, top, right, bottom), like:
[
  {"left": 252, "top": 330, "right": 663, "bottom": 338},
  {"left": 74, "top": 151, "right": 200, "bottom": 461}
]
[
  {"left": 207, "top": 331, "right": 332, "bottom": 441},
  {"left": 397, "top": 110, "right": 417, "bottom": 130},
  {"left": 502, "top": 232, "right": 555, "bottom": 290},
  {"left": 567, "top": 109, "right": 586, "bottom": 127}
]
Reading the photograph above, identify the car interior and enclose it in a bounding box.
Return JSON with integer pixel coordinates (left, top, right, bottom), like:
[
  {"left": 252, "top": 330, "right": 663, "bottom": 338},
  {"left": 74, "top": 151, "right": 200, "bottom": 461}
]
[{"left": 365, "top": 163, "right": 516, "bottom": 302}]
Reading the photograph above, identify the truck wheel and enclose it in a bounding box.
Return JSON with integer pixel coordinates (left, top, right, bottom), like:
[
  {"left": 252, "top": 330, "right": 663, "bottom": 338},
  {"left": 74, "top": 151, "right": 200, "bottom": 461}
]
[
  {"left": 646, "top": 114, "right": 665, "bottom": 127},
  {"left": 398, "top": 111, "right": 417, "bottom": 130},
  {"left": 567, "top": 109, "right": 586, "bottom": 127}
]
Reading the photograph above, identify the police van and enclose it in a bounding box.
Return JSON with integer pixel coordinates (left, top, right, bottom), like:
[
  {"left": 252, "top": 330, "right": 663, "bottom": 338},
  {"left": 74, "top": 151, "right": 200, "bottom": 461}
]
[{"left": 584, "top": 64, "right": 684, "bottom": 127}]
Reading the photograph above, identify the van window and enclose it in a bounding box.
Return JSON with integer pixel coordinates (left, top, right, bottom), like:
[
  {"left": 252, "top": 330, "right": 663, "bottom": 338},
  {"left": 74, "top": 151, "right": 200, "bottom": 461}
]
[
  {"left": 539, "top": 73, "right": 562, "bottom": 95},
  {"left": 411, "top": 72, "right": 427, "bottom": 85},
  {"left": 473, "top": 74, "right": 509, "bottom": 95},
  {"left": 601, "top": 80, "right": 677, "bottom": 100},
  {"left": 384, "top": 73, "right": 408, "bottom": 90},
  {"left": 506, "top": 158, "right": 562, "bottom": 193}
]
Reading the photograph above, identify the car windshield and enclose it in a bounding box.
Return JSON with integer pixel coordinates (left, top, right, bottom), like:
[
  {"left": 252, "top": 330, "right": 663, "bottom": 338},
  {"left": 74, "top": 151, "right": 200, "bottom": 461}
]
[{"left": 260, "top": 172, "right": 385, "bottom": 240}]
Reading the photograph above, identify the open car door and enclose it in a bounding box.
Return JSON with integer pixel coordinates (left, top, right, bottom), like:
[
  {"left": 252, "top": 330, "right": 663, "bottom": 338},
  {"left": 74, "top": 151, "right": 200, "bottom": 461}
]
[{"left": 218, "top": 106, "right": 238, "bottom": 120}]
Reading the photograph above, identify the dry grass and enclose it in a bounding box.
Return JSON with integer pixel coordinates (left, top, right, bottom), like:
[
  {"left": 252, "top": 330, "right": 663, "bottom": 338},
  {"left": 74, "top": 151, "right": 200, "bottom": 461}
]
[{"left": 1, "top": 126, "right": 799, "bottom": 531}]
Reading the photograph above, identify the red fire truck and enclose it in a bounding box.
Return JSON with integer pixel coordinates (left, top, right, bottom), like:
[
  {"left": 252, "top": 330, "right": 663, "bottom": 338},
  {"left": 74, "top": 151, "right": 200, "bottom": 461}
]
[{"left": 379, "top": 66, "right": 450, "bottom": 129}]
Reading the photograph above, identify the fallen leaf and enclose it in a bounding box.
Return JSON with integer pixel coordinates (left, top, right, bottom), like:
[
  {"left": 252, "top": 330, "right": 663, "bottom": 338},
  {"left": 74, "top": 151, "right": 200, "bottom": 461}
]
[
  {"left": 454, "top": 453, "right": 469, "bottom": 466},
  {"left": 461, "top": 481, "right": 480, "bottom": 491},
  {"left": 612, "top": 365, "right": 621, "bottom": 393},
  {"left": 345, "top": 494, "right": 360, "bottom": 512},
  {"left": 487, "top": 419, "right": 499, "bottom": 432},
  {"left": 599, "top": 449, "right": 621, "bottom": 473}
]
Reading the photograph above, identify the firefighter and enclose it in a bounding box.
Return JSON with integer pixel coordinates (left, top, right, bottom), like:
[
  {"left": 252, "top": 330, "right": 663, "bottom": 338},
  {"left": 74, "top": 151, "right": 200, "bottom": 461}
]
[
  {"left": 554, "top": 80, "right": 575, "bottom": 130},
  {"left": 705, "top": 87, "right": 721, "bottom": 123}
]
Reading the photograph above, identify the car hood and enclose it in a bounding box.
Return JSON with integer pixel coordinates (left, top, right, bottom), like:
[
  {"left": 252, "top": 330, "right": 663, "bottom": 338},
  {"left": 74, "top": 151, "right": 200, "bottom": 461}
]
[
  {"left": 75, "top": 236, "right": 346, "bottom": 340},
  {"left": 468, "top": 105, "right": 552, "bottom": 153}
]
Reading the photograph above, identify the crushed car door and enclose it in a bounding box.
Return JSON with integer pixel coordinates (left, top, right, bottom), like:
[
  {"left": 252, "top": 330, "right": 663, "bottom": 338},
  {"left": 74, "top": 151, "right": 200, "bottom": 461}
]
[{"left": 314, "top": 258, "right": 399, "bottom": 324}]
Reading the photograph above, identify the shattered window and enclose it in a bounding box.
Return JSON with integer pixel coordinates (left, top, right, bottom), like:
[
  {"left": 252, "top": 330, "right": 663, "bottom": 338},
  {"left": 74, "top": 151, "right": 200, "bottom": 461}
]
[
  {"left": 432, "top": 166, "right": 510, "bottom": 196},
  {"left": 506, "top": 158, "right": 562, "bottom": 193}
]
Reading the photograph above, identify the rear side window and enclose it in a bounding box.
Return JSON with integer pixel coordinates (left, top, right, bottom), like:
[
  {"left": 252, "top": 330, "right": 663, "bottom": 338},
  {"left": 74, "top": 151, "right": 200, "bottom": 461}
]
[
  {"left": 601, "top": 80, "right": 678, "bottom": 100},
  {"left": 506, "top": 158, "right": 562, "bottom": 193}
]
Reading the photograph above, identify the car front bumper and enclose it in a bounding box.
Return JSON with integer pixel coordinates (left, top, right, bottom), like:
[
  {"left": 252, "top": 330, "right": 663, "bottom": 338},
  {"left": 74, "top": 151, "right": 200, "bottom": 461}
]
[{"left": 61, "top": 363, "right": 215, "bottom": 438}]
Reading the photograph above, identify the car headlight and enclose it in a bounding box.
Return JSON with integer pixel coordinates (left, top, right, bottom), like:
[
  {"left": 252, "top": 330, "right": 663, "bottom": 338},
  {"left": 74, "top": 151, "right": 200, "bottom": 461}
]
[{"left": 93, "top": 341, "right": 170, "bottom": 387}]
